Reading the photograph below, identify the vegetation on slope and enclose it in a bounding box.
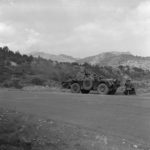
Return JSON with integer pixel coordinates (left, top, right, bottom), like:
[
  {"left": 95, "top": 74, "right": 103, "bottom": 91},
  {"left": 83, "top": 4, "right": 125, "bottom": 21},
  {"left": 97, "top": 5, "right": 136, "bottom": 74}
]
[{"left": 0, "top": 46, "right": 150, "bottom": 89}]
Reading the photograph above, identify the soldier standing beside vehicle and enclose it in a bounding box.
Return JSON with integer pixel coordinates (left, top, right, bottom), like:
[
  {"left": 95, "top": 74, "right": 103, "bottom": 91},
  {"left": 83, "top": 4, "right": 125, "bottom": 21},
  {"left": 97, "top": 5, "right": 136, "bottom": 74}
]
[{"left": 124, "top": 79, "right": 136, "bottom": 95}]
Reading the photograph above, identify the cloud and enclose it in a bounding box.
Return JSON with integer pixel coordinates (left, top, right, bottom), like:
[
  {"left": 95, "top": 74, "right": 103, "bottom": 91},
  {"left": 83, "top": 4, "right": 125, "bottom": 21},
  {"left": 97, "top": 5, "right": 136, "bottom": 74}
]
[
  {"left": 25, "top": 28, "right": 40, "bottom": 46},
  {"left": 59, "top": 1, "right": 150, "bottom": 57},
  {"left": 9, "top": 28, "right": 41, "bottom": 52},
  {"left": 137, "top": 1, "right": 150, "bottom": 17},
  {"left": 135, "top": 1, "right": 150, "bottom": 55},
  {"left": 0, "top": 24, "right": 41, "bottom": 53},
  {"left": 0, "top": 22, "right": 16, "bottom": 47},
  {"left": 0, "top": 22, "right": 15, "bottom": 35},
  {"left": 124, "top": 1, "right": 150, "bottom": 35},
  {"left": 0, "top": 0, "right": 150, "bottom": 57},
  {"left": 74, "top": 22, "right": 121, "bottom": 39}
]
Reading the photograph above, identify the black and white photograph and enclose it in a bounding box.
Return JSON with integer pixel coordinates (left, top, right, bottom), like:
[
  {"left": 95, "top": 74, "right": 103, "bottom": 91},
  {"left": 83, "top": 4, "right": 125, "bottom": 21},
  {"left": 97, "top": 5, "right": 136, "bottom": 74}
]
[{"left": 0, "top": 0, "right": 150, "bottom": 149}]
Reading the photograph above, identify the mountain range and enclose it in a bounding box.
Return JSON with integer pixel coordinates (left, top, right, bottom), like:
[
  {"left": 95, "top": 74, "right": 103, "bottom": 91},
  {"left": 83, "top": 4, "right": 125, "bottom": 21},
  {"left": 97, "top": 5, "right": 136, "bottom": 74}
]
[{"left": 30, "top": 51, "right": 150, "bottom": 70}]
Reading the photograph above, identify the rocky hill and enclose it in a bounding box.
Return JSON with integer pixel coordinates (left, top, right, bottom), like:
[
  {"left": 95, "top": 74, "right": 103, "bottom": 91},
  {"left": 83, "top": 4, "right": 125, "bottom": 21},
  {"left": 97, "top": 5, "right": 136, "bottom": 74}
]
[{"left": 78, "top": 51, "right": 150, "bottom": 70}]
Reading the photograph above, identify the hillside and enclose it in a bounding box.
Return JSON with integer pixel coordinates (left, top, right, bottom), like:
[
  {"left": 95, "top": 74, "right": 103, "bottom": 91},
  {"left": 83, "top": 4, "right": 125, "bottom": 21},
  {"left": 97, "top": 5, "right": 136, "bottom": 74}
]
[
  {"left": 78, "top": 51, "right": 150, "bottom": 70},
  {"left": 30, "top": 51, "right": 77, "bottom": 63},
  {"left": 31, "top": 51, "right": 150, "bottom": 70},
  {"left": 1, "top": 46, "right": 150, "bottom": 89}
]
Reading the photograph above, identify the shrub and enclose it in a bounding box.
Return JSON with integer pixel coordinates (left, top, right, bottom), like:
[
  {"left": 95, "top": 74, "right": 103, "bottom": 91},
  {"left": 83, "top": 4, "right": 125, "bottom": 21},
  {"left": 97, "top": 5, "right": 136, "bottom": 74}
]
[
  {"left": 2, "top": 79, "right": 23, "bottom": 89},
  {"left": 31, "top": 78, "right": 45, "bottom": 85}
]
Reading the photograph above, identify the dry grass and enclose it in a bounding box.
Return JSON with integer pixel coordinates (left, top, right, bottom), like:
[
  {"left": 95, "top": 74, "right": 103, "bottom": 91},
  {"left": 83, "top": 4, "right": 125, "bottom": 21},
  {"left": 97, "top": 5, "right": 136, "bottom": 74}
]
[{"left": 0, "top": 107, "right": 149, "bottom": 150}]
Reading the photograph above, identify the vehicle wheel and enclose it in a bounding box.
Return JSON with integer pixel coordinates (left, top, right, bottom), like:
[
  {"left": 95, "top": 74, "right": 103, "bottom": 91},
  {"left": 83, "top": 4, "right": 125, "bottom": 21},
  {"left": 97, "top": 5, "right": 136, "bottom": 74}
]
[
  {"left": 71, "top": 83, "right": 80, "bottom": 93},
  {"left": 81, "top": 89, "right": 90, "bottom": 94},
  {"left": 97, "top": 83, "right": 109, "bottom": 95},
  {"left": 83, "top": 79, "right": 93, "bottom": 90}
]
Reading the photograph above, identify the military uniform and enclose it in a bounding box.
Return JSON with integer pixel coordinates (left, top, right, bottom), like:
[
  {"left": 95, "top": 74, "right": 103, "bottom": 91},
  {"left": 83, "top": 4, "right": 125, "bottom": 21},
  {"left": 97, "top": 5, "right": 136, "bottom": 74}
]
[{"left": 124, "top": 79, "right": 136, "bottom": 95}]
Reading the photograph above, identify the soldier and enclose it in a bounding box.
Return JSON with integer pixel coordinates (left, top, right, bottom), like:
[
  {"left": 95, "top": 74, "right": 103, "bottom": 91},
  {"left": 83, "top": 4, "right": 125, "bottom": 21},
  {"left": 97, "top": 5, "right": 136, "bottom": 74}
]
[
  {"left": 76, "top": 66, "right": 86, "bottom": 81},
  {"left": 124, "top": 79, "right": 136, "bottom": 95}
]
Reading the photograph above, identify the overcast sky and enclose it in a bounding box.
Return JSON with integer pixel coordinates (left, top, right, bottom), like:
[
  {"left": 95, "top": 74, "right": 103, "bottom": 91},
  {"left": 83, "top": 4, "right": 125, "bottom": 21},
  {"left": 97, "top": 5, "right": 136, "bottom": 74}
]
[{"left": 0, "top": 0, "right": 150, "bottom": 57}]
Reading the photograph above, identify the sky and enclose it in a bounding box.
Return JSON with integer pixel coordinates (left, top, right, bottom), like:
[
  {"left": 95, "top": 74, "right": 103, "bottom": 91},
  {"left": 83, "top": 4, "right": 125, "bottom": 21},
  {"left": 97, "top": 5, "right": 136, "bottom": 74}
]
[{"left": 0, "top": 0, "right": 150, "bottom": 58}]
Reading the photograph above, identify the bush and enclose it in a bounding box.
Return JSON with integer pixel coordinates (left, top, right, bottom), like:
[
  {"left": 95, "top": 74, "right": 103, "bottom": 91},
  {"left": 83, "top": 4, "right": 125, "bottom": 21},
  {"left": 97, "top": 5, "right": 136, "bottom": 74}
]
[
  {"left": 31, "top": 78, "right": 45, "bottom": 85},
  {"left": 13, "top": 79, "right": 23, "bottom": 89},
  {"left": 2, "top": 79, "right": 23, "bottom": 89}
]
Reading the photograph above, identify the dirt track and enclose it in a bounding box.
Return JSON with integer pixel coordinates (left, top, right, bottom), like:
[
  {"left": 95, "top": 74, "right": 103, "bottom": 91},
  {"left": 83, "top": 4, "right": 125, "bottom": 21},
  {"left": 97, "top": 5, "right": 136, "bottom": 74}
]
[{"left": 0, "top": 89, "right": 150, "bottom": 145}]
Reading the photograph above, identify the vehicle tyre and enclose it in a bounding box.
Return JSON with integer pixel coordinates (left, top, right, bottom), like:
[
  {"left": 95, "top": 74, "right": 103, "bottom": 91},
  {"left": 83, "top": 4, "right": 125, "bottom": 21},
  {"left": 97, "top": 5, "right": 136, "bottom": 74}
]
[
  {"left": 81, "top": 89, "right": 90, "bottom": 94},
  {"left": 71, "top": 83, "right": 80, "bottom": 93},
  {"left": 83, "top": 79, "right": 93, "bottom": 90},
  {"left": 97, "top": 83, "right": 109, "bottom": 95}
]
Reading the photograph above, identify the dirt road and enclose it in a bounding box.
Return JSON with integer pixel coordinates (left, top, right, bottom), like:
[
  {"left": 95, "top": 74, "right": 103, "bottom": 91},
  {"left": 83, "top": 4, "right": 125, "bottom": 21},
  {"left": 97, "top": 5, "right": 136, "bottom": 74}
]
[{"left": 0, "top": 89, "right": 150, "bottom": 144}]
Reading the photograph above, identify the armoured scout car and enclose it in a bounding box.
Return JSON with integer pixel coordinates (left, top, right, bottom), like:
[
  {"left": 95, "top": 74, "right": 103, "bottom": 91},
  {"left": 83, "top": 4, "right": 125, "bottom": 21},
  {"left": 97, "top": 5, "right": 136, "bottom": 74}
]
[{"left": 62, "top": 70, "right": 120, "bottom": 95}]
